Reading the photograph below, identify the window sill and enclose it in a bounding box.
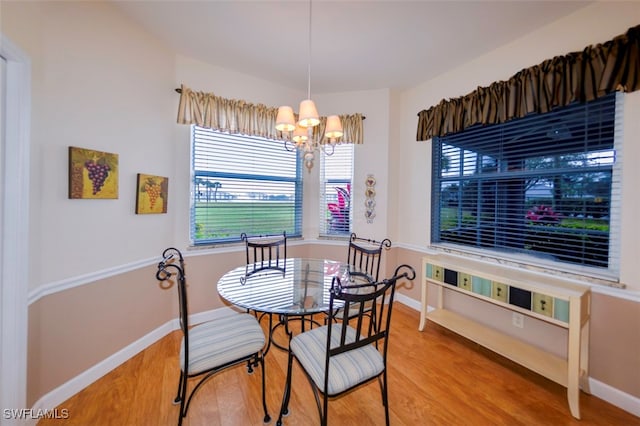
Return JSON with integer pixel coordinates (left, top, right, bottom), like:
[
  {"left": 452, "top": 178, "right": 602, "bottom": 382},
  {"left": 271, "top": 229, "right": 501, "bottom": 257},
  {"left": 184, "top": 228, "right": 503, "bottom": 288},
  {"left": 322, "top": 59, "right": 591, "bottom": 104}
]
[{"left": 429, "top": 243, "right": 624, "bottom": 290}]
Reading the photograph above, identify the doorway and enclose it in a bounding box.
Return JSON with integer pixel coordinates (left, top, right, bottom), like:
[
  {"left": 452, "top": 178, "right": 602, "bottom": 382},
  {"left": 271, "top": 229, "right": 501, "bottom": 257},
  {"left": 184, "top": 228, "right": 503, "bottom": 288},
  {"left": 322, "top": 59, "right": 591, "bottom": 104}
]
[{"left": 1, "top": 34, "right": 30, "bottom": 417}]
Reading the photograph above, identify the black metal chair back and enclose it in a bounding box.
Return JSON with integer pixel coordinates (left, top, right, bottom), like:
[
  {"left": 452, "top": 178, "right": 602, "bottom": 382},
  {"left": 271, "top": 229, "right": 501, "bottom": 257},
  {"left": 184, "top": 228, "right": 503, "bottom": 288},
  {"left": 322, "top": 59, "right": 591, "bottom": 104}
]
[
  {"left": 156, "top": 247, "right": 270, "bottom": 425},
  {"left": 347, "top": 233, "right": 391, "bottom": 281},
  {"left": 277, "top": 264, "right": 416, "bottom": 426},
  {"left": 157, "top": 247, "right": 189, "bottom": 345},
  {"left": 241, "top": 231, "right": 287, "bottom": 274}
]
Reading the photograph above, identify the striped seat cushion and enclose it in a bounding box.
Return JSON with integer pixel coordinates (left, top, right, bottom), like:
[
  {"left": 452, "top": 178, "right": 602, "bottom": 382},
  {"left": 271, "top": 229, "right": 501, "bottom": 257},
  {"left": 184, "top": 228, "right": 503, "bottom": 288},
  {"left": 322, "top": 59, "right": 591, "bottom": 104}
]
[
  {"left": 290, "top": 324, "right": 384, "bottom": 396},
  {"left": 180, "top": 312, "right": 265, "bottom": 375},
  {"left": 336, "top": 300, "right": 375, "bottom": 320}
]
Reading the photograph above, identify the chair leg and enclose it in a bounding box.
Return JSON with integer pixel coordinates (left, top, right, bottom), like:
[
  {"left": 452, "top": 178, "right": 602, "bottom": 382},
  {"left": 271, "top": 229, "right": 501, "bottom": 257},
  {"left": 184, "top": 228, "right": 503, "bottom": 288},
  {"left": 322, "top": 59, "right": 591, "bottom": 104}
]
[
  {"left": 276, "top": 350, "right": 294, "bottom": 425},
  {"left": 175, "top": 370, "right": 187, "bottom": 426},
  {"left": 259, "top": 355, "right": 271, "bottom": 423},
  {"left": 296, "top": 367, "right": 324, "bottom": 425},
  {"left": 380, "top": 371, "right": 390, "bottom": 426},
  {"left": 321, "top": 389, "right": 329, "bottom": 426},
  {"left": 173, "top": 370, "right": 184, "bottom": 404}
]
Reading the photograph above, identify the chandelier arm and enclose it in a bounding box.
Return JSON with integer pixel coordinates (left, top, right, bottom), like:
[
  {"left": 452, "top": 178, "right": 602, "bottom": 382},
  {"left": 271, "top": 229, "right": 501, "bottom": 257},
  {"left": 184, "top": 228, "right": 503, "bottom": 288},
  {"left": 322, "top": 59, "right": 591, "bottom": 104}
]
[
  {"left": 272, "top": 0, "right": 345, "bottom": 172},
  {"left": 283, "top": 139, "right": 297, "bottom": 152},
  {"left": 319, "top": 143, "right": 336, "bottom": 156}
]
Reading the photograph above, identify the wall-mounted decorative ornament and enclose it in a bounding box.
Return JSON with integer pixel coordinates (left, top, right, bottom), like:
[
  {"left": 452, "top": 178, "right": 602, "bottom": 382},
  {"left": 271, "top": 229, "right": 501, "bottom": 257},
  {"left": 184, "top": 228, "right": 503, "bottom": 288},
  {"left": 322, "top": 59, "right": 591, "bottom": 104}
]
[
  {"left": 364, "top": 174, "right": 376, "bottom": 223},
  {"left": 68, "top": 146, "right": 119, "bottom": 199},
  {"left": 136, "top": 173, "right": 169, "bottom": 214}
]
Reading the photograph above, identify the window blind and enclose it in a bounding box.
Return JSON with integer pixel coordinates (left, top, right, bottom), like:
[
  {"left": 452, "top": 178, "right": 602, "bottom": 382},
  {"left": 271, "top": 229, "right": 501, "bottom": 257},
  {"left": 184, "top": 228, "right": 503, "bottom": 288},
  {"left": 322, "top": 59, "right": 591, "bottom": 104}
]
[
  {"left": 319, "top": 144, "right": 354, "bottom": 236},
  {"left": 432, "top": 92, "right": 620, "bottom": 274},
  {"left": 191, "top": 126, "right": 302, "bottom": 244}
]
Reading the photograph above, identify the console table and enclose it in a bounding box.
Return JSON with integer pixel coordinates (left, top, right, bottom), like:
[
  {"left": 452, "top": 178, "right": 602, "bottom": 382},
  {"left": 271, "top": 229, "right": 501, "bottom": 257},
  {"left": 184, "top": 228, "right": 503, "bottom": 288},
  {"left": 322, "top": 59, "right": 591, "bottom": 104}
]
[{"left": 419, "top": 253, "right": 591, "bottom": 419}]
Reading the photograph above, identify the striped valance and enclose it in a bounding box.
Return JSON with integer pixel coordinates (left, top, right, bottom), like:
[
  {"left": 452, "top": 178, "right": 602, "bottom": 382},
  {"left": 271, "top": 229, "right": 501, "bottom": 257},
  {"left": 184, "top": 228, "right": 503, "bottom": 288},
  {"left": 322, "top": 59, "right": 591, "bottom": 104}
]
[
  {"left": 417, "top": 24, "right": 640, "bottom": 140},
  {"left": 176, "top": 85, "right": 364, "bottom": 144}
]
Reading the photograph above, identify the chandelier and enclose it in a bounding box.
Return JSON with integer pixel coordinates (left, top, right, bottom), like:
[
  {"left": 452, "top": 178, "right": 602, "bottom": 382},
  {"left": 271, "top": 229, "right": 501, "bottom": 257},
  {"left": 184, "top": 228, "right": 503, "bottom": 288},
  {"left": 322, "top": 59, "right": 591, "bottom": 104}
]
[{"left": 275, "top": 0, "right": 343, "bottom": 173}]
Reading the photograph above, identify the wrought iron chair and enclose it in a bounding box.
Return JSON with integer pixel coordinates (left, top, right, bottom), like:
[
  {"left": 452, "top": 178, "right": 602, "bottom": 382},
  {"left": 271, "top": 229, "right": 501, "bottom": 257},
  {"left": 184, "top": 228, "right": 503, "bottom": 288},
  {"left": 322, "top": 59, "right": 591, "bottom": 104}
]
[
  {"left": 241, "top": 231, "right": 287, "bottom": 275},
  {"left": 155, "top": 247, "right": 270, "bottom": 426},
  {"left": 276, "top": 264, "right": 416, "bottom": 426},
  {"left": 330, "top": 233, "right": 392, "bottom": 324},
  {"left": 347, "top": 233, "right": 392, "bottom": 281},
  {"left": 241, "top": 231, "right": 290, "bottom": 342}
]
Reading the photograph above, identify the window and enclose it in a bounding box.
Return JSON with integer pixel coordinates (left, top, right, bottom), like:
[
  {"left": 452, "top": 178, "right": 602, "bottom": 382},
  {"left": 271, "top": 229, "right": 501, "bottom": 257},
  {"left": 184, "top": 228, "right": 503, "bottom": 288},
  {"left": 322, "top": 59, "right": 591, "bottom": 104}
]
[
  {"left": 320, "top": 144, "right": 354, "bottom": 236},
  {"left": 432, "top": 93, "right": 621, "bottom": 274},
  {"left": 191, "top": 126, "right": 302, "bottom": 245}
]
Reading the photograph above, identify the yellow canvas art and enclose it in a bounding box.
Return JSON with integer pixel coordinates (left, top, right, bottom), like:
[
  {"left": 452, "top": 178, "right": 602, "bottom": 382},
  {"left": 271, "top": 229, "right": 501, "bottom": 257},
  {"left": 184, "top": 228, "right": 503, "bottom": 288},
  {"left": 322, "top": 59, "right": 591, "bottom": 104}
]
[
  {"left": 136, "top": 173, "right": 168, "bottom": 214},
  {"left": 68, "top": 147, "right": 119, "bottom": 199}
]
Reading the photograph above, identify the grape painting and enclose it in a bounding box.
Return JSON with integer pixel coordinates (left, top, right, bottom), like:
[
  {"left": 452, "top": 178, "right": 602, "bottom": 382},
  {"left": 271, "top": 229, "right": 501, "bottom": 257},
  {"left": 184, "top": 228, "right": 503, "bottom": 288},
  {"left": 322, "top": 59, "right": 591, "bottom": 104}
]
[
  {"left": 69, "top": 147, "right": 118, "bottom": 199},
  {"left": 85, "top": 159, "right": 111, "bottom": 195},
  {"left": 136, "top": 173, "right": 168, "bottom": 214}
]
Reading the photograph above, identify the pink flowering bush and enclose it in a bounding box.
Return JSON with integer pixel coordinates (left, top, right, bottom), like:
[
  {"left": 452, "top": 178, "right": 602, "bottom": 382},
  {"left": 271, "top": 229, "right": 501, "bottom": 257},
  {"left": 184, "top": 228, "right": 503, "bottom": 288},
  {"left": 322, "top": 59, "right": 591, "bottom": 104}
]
[
  {"left": 327, "top": 184, "right": 351, "bottom": 233},
  {"left": 526, "top": 205, "right": 562, "bottom": 223}
]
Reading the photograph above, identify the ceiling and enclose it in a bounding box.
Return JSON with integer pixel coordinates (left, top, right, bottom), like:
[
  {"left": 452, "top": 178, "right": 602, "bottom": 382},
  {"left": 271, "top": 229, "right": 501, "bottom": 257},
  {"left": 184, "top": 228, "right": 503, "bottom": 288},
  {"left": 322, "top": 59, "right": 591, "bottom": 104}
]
[{"left": 111, "top": 0, "right": 591, "bottom": 94}]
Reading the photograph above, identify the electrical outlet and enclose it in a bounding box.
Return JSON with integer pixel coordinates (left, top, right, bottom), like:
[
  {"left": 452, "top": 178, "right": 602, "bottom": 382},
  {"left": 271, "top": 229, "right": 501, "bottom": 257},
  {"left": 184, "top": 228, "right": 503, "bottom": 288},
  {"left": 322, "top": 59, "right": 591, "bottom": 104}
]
[{"left": 512, "top": 312, "right": 524, "bottom": 328}]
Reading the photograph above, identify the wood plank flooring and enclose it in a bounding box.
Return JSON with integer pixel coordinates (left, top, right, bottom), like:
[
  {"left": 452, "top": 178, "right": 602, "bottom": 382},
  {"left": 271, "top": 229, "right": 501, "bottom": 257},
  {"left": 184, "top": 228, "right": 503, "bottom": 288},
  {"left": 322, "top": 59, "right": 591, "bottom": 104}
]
[{"left": 38, "top": 304, "right": 639, "bottom": 425}]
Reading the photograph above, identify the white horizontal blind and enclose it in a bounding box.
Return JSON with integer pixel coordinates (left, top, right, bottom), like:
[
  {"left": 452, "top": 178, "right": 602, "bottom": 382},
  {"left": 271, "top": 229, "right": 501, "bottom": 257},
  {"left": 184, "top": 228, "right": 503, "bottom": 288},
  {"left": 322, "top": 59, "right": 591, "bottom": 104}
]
[
  {"left": 319, "top": 144, "right": 354, "bottom": 236},
  {"left": 191, "top": 126, "right": 302, "bottom": 244},
  {"left": 432, "top": 93, "right": 620, "bottom": 273},
  {"left": 607, "top": 92, "right": 624, "bottom": 275}
]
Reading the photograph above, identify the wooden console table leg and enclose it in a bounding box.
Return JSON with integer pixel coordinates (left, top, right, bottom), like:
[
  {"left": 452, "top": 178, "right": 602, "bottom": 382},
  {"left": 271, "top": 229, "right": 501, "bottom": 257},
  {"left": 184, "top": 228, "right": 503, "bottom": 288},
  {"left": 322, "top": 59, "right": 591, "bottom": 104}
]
[
  {"left": 419, "top": 255, "right": 591, "bottom": 420},
  {"left": 567, "top": 294, "right": 582, "bottom": 420},
  {"left": 579, "top": 293, "right": 591, "bottom": 394},
  {"left": 419, "top": 280, "right": 428, "bottom": 331}
]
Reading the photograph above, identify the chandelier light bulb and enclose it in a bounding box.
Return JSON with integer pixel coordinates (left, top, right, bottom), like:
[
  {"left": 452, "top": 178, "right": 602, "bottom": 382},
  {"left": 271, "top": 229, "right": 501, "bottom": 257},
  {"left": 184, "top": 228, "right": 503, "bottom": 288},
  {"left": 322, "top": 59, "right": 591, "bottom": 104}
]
[
  {"left": 274, "top": 0, "right": 342, "bottom": 173},
  {"left": 292, "top": 125, "right": 309, "bottom": 145},
  {"left": 297, "top": 99, "right": 320, "bottom": 128},
  {"left": 276, "top": 106, "right": 296, "bottom": 132},
  {"left": 324, "top": 115, "right": 343, "bottom": 140}
]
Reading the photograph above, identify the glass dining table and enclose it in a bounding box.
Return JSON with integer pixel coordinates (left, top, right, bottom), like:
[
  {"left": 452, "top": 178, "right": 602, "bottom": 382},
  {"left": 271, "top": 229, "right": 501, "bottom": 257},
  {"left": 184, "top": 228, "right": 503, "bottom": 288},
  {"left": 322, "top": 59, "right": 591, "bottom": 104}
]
[{"left": 217, "top": 257, "right": 372, "bottom": 353}]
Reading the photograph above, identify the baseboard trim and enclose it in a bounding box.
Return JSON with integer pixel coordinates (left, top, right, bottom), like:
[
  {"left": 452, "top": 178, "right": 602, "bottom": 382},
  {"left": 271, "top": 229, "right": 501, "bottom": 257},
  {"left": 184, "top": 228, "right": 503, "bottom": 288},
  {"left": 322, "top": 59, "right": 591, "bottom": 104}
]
[
  {"left": 396, "top": 292, "right": 421, "bottom": 311},
  {"left": 31, "top": 319, "right": 176, "bottom": 412},
  {"left": 399, "top": 298, "right": 640, "bottom": 419},
  {"left": 589, "top": 377, "right": 640, "bottom": 417},
  {"left": 32, "top": 308, "right": 238, "bottom": 410},
  {"left": 32, "top": 302, "right": 640, "bottom": 420},
  {"left": 29, "top": 307, "right": 242, "bottom": 412}
]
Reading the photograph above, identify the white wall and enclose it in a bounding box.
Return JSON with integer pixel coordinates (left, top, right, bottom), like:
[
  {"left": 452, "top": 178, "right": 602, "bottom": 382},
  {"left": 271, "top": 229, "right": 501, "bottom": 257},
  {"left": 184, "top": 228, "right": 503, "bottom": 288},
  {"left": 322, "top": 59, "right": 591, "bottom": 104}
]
[
  {"left": 3, "top": 0, "right": 639, "bottom": 409},
  {"left": 1, "top": 0, "right": 393, "bottom": 292},
  {"left": 619, "top": 91, "right": 640, "bottom": 289},
  {"left": 4, "top": 0, "right": 636, "bottom": 301},
  {"left": 174, "top": 55, "right": 393, "bottom": 243},
  {"left": 394, "top": 2, "right": 640, "bottom": 291},
  {"left": 2, "top": 1, "right": 178, "bottom": 290},
  {"left": 173, "top": 55, "right": 305, "bottom": 248},
  {"left": 316, "top": 89, "right": 392, "bottom": 241},
  {"left": 7, "top": 0, "right": 635, "bottom": 298}
]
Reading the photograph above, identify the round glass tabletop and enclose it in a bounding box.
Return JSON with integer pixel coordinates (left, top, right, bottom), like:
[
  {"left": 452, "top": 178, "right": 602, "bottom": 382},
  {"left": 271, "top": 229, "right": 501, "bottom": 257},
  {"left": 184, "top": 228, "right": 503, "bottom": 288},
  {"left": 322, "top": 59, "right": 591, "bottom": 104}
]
[{"left": 217, "top": 258, "right": 372, "bottom": 315}]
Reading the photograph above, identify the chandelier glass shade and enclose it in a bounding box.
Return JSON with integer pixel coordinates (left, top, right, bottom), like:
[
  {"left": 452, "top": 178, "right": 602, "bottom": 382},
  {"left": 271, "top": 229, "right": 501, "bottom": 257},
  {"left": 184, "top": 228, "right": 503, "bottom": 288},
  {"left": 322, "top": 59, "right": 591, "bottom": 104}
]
[{"left": 275, "top": 0, "right": 343, "bottom": 172}]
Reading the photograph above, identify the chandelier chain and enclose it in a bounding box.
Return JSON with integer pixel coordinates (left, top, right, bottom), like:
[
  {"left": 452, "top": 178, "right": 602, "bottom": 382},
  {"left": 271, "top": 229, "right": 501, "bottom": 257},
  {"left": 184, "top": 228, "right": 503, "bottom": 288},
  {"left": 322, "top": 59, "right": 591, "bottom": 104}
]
[
  {"left": 274, "top": 0, "right": 343, "bottom": 173},
  {"left": 307, "top": 0, "right": 312, "bottom": 100}
]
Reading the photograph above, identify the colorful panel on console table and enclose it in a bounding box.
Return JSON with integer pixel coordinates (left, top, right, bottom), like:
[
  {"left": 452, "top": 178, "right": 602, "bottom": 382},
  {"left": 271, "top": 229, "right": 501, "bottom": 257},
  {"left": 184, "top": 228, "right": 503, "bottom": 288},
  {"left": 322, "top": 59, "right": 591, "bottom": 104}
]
[{"left": 424, "top": 263, "right": 570, "bottom": 323}]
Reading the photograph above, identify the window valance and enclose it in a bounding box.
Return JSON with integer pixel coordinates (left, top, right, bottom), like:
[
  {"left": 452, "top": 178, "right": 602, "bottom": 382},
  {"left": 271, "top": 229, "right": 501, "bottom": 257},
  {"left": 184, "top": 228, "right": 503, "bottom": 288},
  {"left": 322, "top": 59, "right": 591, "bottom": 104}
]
[
  {"left": 176, "top": 85, "right": 364, "bottom": 144},
  {"left": 417, "top": 24, "right": 640, "bottom": 141}
]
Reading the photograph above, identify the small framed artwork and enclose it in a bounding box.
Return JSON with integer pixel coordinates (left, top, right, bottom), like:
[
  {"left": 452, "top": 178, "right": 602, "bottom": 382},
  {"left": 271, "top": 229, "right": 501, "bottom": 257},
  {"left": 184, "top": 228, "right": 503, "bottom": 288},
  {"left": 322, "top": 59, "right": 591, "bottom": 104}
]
[
  {"left": 136, "top": 173, "right": 168, "bottom": 214},
  {"left": 69, "top": 146, "right": 119, "bottom": 199}
]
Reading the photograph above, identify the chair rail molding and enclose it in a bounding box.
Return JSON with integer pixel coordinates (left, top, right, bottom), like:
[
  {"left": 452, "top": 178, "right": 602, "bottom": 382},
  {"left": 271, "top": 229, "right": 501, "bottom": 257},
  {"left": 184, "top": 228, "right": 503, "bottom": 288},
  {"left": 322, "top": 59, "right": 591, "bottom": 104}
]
[{"left": 27, "top": 257, "right": 157, "bottom": 305}]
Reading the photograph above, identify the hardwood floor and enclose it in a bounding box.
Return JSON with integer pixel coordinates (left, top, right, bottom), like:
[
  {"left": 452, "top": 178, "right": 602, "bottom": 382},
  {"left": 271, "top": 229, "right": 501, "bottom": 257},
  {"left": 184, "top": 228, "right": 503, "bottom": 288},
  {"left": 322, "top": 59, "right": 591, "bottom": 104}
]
[{"left": 38, "top": 304, "right": 639, "bottom": 425}]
